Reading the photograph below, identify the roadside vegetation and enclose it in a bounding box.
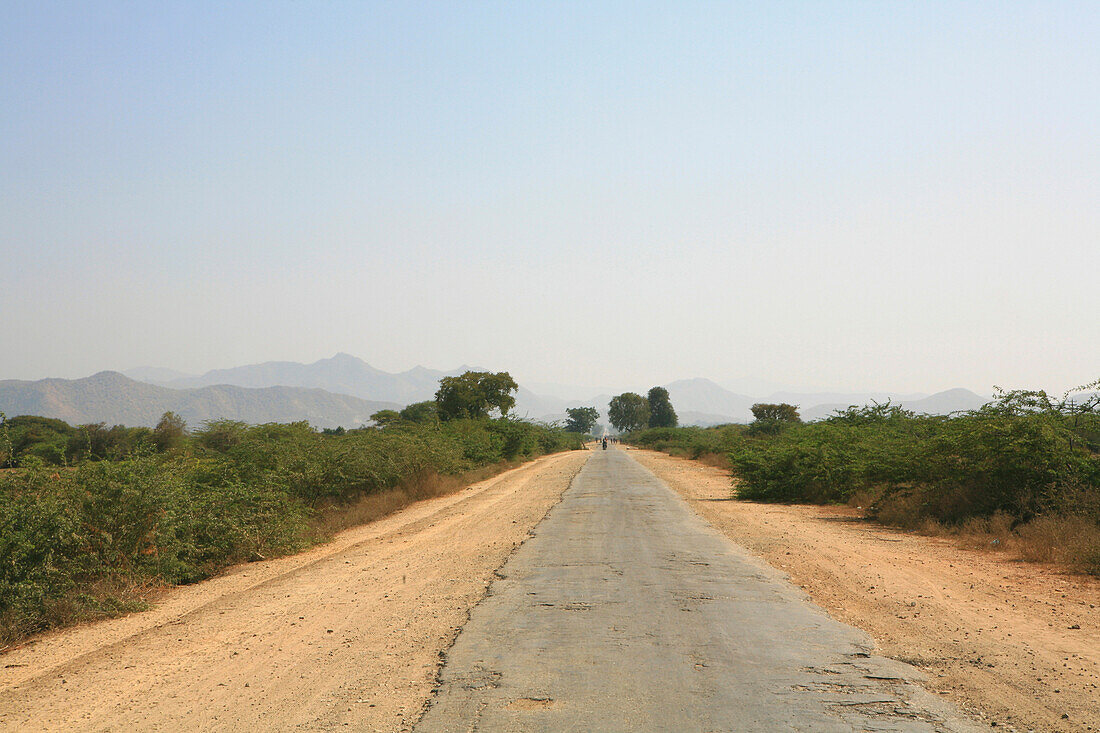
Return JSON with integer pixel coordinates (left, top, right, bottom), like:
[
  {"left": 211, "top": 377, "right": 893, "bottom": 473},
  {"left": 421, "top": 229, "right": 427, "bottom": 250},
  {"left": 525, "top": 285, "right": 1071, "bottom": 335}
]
[
  {"left": 608, "top": 387, "right": 678, "bottom": 433},
  {"left": 0, "top": 372, "right": 582, "bottom": 647},
  {"left": 629, "top": 383, "right": 1100, "bottom": 575}
]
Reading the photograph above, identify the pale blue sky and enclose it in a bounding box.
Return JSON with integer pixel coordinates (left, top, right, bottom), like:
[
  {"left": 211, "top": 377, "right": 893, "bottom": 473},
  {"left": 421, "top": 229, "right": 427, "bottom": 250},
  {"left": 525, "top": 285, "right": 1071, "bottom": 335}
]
[{"left": 2, "top": 2, "right": 1097, "bottom": 394}]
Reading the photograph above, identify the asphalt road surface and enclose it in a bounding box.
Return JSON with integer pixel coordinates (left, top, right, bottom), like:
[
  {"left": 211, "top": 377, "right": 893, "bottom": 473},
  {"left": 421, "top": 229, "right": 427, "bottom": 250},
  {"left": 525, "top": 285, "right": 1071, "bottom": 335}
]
[{"left": 415, "top": 448, "right": 982, "bottom": 732}]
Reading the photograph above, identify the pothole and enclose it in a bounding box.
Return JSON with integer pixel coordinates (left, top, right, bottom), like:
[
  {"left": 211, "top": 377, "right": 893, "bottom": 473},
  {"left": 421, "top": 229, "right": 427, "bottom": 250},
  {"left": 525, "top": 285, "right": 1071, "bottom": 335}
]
[{"left": 506, "top": 697, "right": 556, "bottom": 710}]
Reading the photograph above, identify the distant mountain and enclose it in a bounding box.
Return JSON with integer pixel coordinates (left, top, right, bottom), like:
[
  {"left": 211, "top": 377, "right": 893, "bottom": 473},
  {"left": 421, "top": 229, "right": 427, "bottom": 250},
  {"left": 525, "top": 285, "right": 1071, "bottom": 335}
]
[
  {"left": 123, "top": 366, "right": 197, "bottom": 383},
  {"left": 512, "top": 386, "right": 572, "bottom": 421},
  {"left": 664, "top": 378, "right": 756, "bottom": 423},
  {"left": 677, "top": 411, "right": 744, "bottom": 427},
  {"left": 135, "top": 353, "right": 480, "bottom": 406},
  {"left": 0, "top": 371, "right": 399, "bottom": 429},
  {"left": 113, "top": 354, "right": 996, "bottom": 428},
  {"left": 765, "top": 391, "right": 929, "bottom": 407},
  {"left": 903, "top": 388, "right": 990, "bottom": 415},
  {"left": 798, "top": 388, "right": 990, "bottom": 422}
]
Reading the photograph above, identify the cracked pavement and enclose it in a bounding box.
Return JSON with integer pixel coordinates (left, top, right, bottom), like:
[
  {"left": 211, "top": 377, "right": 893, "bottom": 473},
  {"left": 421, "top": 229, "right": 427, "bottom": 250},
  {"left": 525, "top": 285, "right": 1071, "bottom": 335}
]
[{"left": 415, "top": 448, "right": 983, "bottom": 732}]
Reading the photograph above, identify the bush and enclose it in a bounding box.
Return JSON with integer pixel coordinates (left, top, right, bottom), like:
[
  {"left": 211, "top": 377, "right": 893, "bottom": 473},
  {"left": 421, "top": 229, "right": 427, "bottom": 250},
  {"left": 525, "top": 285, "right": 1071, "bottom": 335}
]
[
  {"left": 628, "top": 389, "right": 1100, "bottom": 574},
  {"left": 0, "top": 413, "right": 581, "bottom": 645}
]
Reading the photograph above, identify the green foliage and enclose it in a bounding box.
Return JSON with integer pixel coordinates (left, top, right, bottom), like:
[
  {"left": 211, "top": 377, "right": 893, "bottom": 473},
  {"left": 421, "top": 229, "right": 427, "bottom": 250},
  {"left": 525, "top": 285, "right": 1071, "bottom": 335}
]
[
  {"left": 0, "top": 410, "right": 581, "bottom": 644},
  {"left": 0, "top": 412, "right": 11, "bottom": 466},
  {"left": 370, "top": 409, "right": 402, "bottom": 428},
  {"left": 565, "top": 406, "right": 599, "bottom": 434},
  {"left": 608, "top": 393, "right": 650, "bottom": 433},
  {"left": 646, "top": 387, "right": 678, "bottom": 428},
  {"left": 400, "top": 401, "right": 439, "bottom": 424},
  {"left": 68, "top": 423, "right": 153, "bottom": 462},
  {"left": 194, "top": 419, "right": 249, "bottom": 452},
  {"left": 631, "top": 424, "right": 747, "bottom": 458},
  {"left": 0, "top": 414, "right": 160, "bottom": 466},
  {"left": 2, "top": 414, "right": 75, "bottom": 466},
  {"left": 153, "top": 411, "right": 186, "bottom": 452},
  {"left": 731, "top": 390, "right": 1100, "bottom": 527},
  {"left": 748, "top": 403, "right": 801, "bottom": 435},
  {"left": 435, "top": 371, "right": 519, "bottom": 421},
  {"left": 631, "top": 389, "right": 1100, "bottom": 573}
]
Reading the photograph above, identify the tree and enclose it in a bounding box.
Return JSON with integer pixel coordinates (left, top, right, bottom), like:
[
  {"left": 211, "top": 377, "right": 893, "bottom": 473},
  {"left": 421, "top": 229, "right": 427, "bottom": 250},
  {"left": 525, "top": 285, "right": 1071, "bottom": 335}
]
[
  {"left": 153, "top": 411, "right": 186, "bottom": 452},
  {"left": 0, "top": 412, "right": 10, "bottom": 467},
  {"left": 564, "top": 406, "right": 600, "bottom": 434},
  {"left": 608, "top": 393, "right": 650, "bottom": 433},
  {"left": 435, "top": 371, "right": 519, "bottom": 421},
  {"left": 751, "top": 403, "right": 801, "bottom": 422},
  {"left": 749, "top": 403, "right": 801, "bottom": 434},
  {"left": 646, "top": 387, "right": 678, "bottom": 428},
  {"left": 399, "top": 401, "right": 439, "bottom": 424},
  {"left": 370, "top": 409, "right": 402, "bottom": 428}
]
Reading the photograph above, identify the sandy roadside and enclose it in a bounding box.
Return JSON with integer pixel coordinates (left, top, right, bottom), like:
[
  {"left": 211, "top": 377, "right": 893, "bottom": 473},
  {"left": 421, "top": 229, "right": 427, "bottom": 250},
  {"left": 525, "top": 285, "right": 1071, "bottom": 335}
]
[
  {"left": 632, "top": 449, "right": 1100, "bottom": 733},
  {"left": 0, "top": 449, "right": 590, "bottom": 732}
]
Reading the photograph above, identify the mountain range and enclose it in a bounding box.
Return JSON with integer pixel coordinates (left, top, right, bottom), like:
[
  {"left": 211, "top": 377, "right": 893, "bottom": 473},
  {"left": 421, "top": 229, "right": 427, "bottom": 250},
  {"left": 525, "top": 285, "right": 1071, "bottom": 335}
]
[
  {"left": 0, "top": 354, "right": 994, "bottom": 429},
  {"left": 0, "top": 371, "right": 399, "bottom": 429}
]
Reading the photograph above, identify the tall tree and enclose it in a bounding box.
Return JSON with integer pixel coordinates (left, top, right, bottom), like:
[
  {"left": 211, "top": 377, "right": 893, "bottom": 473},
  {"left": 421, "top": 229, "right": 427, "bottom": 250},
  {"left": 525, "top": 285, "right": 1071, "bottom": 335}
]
[
  {"left": 646, "top": 386, "right": 678, "bottom": 428},
  {"left": 608, "top": 393, "right": 650, "bottom": 433},
  {"left": 153, "top": 411, "right": 186, "bottom": 452},
  {"left": 435, "top": 371, "right": 519, "bottom": 421},
  {"left": 564, "top": 406, "right": 600, "bottom": 434}
]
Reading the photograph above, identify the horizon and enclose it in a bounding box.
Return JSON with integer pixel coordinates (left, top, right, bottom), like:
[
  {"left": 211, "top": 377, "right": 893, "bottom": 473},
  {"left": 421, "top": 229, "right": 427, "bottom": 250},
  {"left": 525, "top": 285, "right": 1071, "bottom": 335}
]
[
  {"left": 3, "top": 3, "right": 1097, "bottom": 395},
  {"left": 12, "top": 350, "right": 1097, "bottom": 404}
]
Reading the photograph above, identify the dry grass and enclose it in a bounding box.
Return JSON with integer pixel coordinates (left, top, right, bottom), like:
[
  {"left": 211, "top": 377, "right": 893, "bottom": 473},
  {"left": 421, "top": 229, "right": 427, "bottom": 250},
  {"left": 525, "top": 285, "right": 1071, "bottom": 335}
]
[
  {"left": 695, "top": 452, "right": 732, "bottom": 471},
  {"left": 310, "top": 462, "right": 517, "bottom": 537},
  {"left": 883, "top": 510, "right": 1100, "bottom": 576},
  {"left": 1, "top": 576, "right": 157, "bottom": 651},
  {"left": 843, "top": 487, "right": 1100, "bottom": 575}
]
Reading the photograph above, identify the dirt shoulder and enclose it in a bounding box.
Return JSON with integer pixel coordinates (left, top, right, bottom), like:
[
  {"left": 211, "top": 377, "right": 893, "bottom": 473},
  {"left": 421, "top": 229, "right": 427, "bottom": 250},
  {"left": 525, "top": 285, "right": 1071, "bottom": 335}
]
[
  {"left": 0, "top": 449, "right": 590, "bottom": 732},
  {"left": 632, "top": 449, "right": 1100, "bottom": 733}
]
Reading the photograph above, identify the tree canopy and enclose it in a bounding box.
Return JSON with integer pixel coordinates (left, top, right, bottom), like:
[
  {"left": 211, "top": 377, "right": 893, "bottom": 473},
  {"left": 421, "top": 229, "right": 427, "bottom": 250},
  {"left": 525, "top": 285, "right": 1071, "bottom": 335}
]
[
  {"left": 370, "top": 409, "right": 402, "bottom": 428},
  {"left": 749, "top": 402, "right": 801, "bottom": 435},
  {"left": 434, "top": 371, "right": 518, "bottom": 421},
  {"left": 564, "top": 406, "right": 600, "bottom": 434},
  {"left": 608, "top": 393, "right": 650, "bottom": 433},
  {"left": 153, "top": 411, "right": 186, "bottom": 452},
  {"left": 399, "top": 400, "right": 439, "bottom": 424},
  {"left": 646, "top": 386, "right": 678, "bottom": 428},
  {"left": 750, "top": 403, "right": 801, "bottom": 422}
]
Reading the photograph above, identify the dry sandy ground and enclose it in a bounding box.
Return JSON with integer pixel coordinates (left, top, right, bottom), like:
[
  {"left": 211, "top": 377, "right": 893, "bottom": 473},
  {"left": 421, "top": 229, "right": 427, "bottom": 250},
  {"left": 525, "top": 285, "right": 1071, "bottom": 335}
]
[
  {"left": 632, "top": 449, "right": 1100, "bottom": 733},
  {"left": 0, "top": 449, "right": 589, "bottom": 732}
]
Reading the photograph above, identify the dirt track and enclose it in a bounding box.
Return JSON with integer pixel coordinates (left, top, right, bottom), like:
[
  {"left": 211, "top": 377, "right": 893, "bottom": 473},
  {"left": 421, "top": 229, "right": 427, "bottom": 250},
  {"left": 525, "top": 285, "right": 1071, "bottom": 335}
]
[
  {"left": 632, "top": 449, "right": 1100, "bottom": 733},
  {"left": 0, "top": 450, "right": 589, "bottom": 732},
  {"left": 4, "top": 446, "right": 1098, "bottom": 731}
]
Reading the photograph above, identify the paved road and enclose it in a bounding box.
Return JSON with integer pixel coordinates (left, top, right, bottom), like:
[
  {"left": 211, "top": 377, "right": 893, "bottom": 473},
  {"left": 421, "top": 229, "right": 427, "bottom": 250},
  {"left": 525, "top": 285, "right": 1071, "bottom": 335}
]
[{"left": 415, "top": 448, "right": 981, "bottom": 732}]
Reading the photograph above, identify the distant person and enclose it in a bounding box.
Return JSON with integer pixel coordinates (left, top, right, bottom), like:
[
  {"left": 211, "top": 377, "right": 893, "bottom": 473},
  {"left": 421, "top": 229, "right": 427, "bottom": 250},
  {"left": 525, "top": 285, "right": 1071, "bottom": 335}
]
[{"left": 602, "top": 437, "right": 608, "bottom": 450}]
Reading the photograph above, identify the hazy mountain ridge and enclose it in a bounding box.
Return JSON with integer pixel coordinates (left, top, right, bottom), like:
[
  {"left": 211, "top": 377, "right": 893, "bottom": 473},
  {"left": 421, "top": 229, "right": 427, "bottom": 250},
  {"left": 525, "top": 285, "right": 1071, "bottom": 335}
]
[
  {"left": 664, "top": 379, "right": 989, "bottom": 424},
  {"left": 0, "top": 371, "right": 399, "bottom": 429},
  {"left": 85, "top": 354, "right": 997, "bottom": 428},
  {"left": 133, "top": 353, "right": 467, "bottom": 405}
]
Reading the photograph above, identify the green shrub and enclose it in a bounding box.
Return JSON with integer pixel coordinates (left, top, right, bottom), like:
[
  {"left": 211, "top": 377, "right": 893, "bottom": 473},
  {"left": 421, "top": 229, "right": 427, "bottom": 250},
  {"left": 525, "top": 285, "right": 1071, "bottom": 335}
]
[
  {"left": 628, "top": 391, "right": 1100, "bottom": 573},
  {"left": 0, "top": 413, "right": 580, "bottom": 644}
]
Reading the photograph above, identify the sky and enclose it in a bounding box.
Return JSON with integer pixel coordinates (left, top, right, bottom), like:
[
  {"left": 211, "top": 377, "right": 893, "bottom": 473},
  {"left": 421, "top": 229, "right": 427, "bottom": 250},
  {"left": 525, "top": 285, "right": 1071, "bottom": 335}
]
[{"left": 2, "top": 1, "right": 1098, "bottom": 395}]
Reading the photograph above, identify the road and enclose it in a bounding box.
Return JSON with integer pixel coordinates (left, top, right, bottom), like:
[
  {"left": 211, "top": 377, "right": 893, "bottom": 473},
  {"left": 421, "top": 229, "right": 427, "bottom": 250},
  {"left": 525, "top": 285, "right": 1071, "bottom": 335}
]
[
  {"left": 0, "top": 447, "right": 986, "bottom": 731},
  {"left": 0, "top": 451, "right": 590, "bottom": 732},
  {"left": 416, "top": 449, "right": 981, "bottom": 732}
]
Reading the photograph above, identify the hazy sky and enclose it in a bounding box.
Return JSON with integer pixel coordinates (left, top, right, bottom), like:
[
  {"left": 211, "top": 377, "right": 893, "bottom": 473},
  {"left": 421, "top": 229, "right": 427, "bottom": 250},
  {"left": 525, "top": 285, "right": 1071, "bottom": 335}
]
[{"left": 2, "top": 2, "right": 1097, "bottom": 395}]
